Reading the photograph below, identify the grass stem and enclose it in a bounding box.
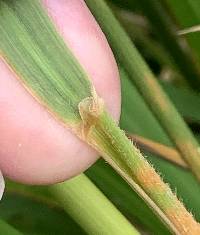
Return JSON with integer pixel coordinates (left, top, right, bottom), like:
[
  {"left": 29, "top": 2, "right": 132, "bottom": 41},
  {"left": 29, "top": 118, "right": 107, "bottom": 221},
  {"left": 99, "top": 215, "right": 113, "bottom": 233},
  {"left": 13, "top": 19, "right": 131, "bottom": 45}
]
[
  {"left": 79, "top": 107, "right": 200, "bottom": 234},
  {"left": 50, "top": 174, "right": 140, "bottom": 235},
  {"left": 85, "top": 0, "right": 200, "bottom": 182}
]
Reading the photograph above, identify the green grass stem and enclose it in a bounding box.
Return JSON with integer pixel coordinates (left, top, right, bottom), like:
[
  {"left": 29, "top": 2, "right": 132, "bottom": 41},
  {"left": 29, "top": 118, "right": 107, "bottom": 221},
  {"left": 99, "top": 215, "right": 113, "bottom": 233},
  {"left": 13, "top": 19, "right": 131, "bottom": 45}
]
[
  {"left": 50, "top": 174, "right": 140, "bottom": 235},
  {"left": 85, "top": 0, "right": 200, "bottom": 182}
]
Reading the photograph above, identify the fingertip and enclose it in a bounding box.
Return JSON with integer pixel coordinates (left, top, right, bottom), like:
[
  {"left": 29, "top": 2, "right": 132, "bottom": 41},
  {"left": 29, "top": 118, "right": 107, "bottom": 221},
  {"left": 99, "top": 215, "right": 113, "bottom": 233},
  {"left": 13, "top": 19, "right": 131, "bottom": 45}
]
[{"left": 0, "top": 0, "right": 121, "bottom": 184}]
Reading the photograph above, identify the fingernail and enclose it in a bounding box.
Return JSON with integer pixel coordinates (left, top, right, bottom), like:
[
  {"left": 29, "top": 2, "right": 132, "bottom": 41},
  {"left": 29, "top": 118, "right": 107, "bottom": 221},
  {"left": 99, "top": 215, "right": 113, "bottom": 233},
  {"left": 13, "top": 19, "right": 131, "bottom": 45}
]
[{"left": 0, "top": 170, "right": 5, "bottom": 200}]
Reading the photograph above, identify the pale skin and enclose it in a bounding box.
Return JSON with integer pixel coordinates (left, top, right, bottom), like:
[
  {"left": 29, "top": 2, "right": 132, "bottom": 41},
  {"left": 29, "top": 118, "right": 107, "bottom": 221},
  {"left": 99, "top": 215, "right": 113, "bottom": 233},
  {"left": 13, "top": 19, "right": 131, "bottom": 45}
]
[{"left": 0, "top": 0, "right": 121, "bottom": 184}]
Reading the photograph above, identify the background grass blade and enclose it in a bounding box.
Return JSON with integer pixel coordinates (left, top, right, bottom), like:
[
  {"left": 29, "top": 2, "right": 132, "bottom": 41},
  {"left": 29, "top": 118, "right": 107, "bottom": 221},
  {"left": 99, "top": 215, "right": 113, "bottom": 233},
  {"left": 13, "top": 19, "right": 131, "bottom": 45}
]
[
  {"left": 164, "top": 0, "right": 200, "bottom": 65},
  {"left": 127, "top": 0, "right": 200, "bottom": 90},
  {"left": 128, "top": 134, "right": 187, "bottom": 168},
  {"left": 0, "top": 186, "right": 86, "bottom": 235},
  {"left": 0, "top": 220, "right": 23, "bottom": 235}
]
